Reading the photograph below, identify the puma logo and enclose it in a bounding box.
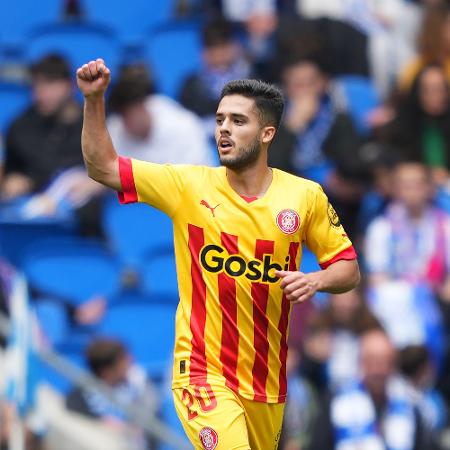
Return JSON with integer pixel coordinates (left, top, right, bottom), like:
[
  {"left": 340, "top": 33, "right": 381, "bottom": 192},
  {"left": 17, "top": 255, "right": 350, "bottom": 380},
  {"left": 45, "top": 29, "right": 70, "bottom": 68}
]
[{"left": 200, "top": 200, "right": 221, "bottom": 217}]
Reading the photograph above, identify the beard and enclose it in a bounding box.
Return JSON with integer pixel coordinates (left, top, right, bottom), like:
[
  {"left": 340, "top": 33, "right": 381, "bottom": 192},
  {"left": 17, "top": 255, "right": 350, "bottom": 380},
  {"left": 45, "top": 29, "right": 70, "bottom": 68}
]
[{"left": 218, "top": 138, "right": 261, "bottom": 171}]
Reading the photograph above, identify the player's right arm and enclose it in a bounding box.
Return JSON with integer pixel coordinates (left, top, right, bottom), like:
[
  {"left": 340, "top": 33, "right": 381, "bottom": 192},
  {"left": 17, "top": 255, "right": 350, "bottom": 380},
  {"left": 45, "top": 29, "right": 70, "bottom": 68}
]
[{"left": 76, "top": 59, "right": 121, "bottom": 191}]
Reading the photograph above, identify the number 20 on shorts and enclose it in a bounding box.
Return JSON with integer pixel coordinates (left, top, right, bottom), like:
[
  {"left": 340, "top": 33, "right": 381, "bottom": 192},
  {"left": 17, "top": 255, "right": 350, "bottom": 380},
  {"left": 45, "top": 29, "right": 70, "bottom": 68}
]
[{"left": 182, "top": 383, "right": 218, "bottom": 420}]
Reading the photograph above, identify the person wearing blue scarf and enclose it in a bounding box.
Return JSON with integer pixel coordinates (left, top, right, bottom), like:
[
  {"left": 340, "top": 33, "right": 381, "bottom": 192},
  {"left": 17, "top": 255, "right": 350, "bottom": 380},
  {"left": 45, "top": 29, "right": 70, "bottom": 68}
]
[
  {"left": 308, "top": 330, "right": 436, "bottom": 450},
  {"left": 269, "top": 55, "right": 364, "bottom": 236},
  {"left": 179, "top": 17, "right": 251, "bottom": 123}
]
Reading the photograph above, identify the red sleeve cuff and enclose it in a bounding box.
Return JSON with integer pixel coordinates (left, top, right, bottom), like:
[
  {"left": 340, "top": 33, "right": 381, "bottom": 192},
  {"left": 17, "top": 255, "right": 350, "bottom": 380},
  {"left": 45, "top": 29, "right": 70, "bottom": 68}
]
[
  {"left": 319, "top": 246, "right": 357, "bottom": 270},
  {"left": 117, "top": 156, "right": 138, "bottom": 204}
]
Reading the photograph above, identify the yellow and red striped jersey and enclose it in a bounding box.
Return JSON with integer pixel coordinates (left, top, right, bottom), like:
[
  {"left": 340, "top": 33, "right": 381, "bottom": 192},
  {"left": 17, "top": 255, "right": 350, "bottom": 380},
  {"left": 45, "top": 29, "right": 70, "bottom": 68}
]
[{"left": 118, "top": 157, "right": 356, "bottom": 403}]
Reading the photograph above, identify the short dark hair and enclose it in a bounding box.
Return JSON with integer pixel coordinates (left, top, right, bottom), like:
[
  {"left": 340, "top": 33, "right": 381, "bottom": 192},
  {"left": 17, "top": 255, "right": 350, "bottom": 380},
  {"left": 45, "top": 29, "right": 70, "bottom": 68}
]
[
  {"left": 30, "top": 54, "right": 71, "bottom": 81},
  {"left": 220, "top": 79, "right": 284, "bottom": 129},
  {"left": 85, "top": 338, "right": 127, "bottom": 376},
  {"left": 108, "top": 63, "right": 155, "bottom": 114},
  {"left": 202, "top": 17, "right": 234, "bottom": 48}
]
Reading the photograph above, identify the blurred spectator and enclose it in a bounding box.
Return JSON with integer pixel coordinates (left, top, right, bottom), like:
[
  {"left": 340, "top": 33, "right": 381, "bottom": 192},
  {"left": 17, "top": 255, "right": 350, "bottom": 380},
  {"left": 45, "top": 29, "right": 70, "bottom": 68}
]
[
  {"left": 66, "top": 338, "right": 158, "bottom": 450},
  {"left": 297, "top": 0, "right": 421, "bottom": 97},
  {"left": 356, "top": 145, "right": 397, "bottom": 236},
  {"left": 107, "top": 64, "right": 214, "bottom": 165},
  {"left": 274, "top": 15, "right": 369, "bottom": 81},
  {"left": 179, "top": 17, "right": 251, "bottom": 130},
  {"left": 308, "top": 329, "right": 435, "bottom": 450},
  {"left": 221, "top": 1, "right": 280, "bottom": 79},
  {"left": 280, "top": 347, "right": 320, "bottom": 450},
  {"left": 365, "top": 162, "right": 450, "bottom": 296},
  {"left": 378, "top": 65, "right": 450, "bottom": 185},
  {"left": 296, "top": 309, "right": 333, "bottom": 397},
  {"left": 3, "top": 54, "right": 81, "bottom": 197},
  {"left": 399, "top": 3, "right": 450, "bottom": 93},
  {"left": 317, "top": 289, "right": 382, "bottom": 389},
  {"left": 282, "top": 291, "right": 381, "bottom": 449},
  {"left": 400, "top": 345, "right": 448, "bottom": 433},
  {"left": 1, "top": 54, "right": 104, "bottom": 234},
  {"left": 269, "top": 55, "right": 364, "bottom": 236},
  {"left": 364, "top": 162, "right": 446, "bottom": 367}
]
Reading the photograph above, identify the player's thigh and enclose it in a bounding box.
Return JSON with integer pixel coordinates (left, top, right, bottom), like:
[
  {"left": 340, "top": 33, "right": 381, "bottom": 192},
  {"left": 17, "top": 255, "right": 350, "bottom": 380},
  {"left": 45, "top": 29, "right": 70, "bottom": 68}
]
[
  {"left": 173, "top": 383, "right": 251, "bottom": 450},
  {"left": 240, "top": 396, "right": 285, "bottom": 450}
]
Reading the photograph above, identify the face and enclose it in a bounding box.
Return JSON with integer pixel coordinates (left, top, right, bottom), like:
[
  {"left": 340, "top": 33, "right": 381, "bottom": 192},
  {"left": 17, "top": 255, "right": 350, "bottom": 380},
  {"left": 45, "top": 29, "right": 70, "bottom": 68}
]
[
  {"left": 32, "top": 76, "right": 72, "bottom": 115},
  {"left": 122, "top": 101, "right": 152, "bottom": 140},
  {"left": 283, "top": 62, "right": 327, "bottom": 100},
  {"left": 360, "top": 332, "right": 396, "bottom": 401},
  {"left": 215, "top": 94, "right": 275, "bottom": 171},
  {"left": 100, "top": 354, "right": 131, "bottom": 386},
  {"left": 419, "top": 66, "right": 449, "bottom": 116},
  {"left": 203, "top": 42, "right": 238, "bottom": 71},
  {"left": 393, "top": 163, "right": 432, "bottom": 214}
]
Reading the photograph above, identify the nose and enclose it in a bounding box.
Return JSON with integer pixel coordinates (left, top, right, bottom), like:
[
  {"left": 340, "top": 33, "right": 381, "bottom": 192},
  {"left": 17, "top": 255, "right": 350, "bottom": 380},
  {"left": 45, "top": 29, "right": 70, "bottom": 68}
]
[{"left": 219, "top": 117, "right": 231, "bottom": 135}]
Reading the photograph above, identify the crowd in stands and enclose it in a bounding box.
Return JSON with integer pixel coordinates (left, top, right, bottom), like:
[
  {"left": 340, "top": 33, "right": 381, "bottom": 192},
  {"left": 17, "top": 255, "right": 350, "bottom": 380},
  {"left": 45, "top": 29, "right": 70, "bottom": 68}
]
[{"left": 4, "top": 0, "right": 450, "bottom": 449}]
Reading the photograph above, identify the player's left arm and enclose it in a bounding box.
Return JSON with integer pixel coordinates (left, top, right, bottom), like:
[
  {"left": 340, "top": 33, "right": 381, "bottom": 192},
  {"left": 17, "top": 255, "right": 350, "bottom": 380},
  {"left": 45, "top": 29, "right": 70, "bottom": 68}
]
[
  {"left": 277, "top": 183, "right": 360, "bottom": 304},
  {"left": 276, "top": 259, "right": 360, "bottom": 304}
]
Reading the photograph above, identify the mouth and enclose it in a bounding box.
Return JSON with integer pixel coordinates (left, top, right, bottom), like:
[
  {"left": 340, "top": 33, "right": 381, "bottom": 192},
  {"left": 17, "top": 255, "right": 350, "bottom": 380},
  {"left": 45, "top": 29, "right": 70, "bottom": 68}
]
[{"left": 218, "top": 138, "right": 234, "bottom": 152}]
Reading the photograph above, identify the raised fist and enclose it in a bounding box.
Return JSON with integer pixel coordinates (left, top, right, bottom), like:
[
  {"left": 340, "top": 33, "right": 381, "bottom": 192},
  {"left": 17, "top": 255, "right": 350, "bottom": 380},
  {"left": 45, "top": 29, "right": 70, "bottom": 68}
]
[{"left": 76, "top": 58, "right": 111, "bottom": 98}]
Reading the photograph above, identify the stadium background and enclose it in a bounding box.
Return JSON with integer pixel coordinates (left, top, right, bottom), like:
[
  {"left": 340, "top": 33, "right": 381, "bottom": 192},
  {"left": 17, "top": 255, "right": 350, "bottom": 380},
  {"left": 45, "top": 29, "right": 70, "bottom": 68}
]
[{"left": 1, "top": 0, "right": 450, "bottom": 449}]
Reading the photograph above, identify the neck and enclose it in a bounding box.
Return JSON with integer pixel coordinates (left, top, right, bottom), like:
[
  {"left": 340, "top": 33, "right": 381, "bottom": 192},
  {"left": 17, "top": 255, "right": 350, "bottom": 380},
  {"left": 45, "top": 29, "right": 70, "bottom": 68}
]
[
  {"left": 370, "top": 390, "right": 387, "bottom": 411},
  {"left": 226, "top": 155, "right": 272, "bottom": 198},
  {"left": 406, "top": 205, "right": 426, "bottom": 220}
]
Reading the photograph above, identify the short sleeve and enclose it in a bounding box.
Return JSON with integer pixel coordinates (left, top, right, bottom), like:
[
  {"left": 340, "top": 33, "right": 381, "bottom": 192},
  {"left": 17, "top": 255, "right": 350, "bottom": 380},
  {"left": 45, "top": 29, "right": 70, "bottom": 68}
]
[
  {"left": 304, "top": 185, "right": 356, "bottom": 268},
  {"left": 118, "top": 156, "right": 187, "bottom": 217}
]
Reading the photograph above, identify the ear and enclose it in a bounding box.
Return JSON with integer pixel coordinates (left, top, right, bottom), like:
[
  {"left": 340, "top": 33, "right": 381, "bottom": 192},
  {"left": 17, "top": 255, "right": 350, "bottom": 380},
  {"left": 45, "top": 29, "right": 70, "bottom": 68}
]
[{"left": 261, "top": 126, "right": 276, "bottom": 144}]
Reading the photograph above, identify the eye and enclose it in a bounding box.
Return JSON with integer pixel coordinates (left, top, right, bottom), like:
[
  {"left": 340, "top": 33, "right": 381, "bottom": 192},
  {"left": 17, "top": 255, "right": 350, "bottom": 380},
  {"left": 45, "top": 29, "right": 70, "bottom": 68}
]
[
  {"left": 234, "top": 119, "right": 244, "bottom": 125},
  {"left": 216, "top": 118, "right": 223, "bottom": 125}
]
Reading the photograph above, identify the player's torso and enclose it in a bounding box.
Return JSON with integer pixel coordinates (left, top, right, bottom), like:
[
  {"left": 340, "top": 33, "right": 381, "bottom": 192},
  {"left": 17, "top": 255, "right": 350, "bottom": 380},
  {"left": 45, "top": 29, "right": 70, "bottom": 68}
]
[{"left": 170, "top": 167, "right": 311, "bottom": 402}]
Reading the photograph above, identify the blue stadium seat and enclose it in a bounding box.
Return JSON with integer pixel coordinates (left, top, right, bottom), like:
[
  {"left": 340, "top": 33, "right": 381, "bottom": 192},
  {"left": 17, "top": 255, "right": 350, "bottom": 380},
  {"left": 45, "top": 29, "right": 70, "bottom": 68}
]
[
  {"left": 102, "top": 195, "right": 173, "bottom": 270},
  {"left": 0, "top": 82, "right": 31, "bottom": 133},
  {"left": 22, "top": 237, "right": 121, "bottom": 306},
  {"left": 141, "top": 252, "right": 179, "bottom": 303},
  {"left": 25, "top": 23, "right": 121, "bottom": 76},
  {"left": 35, "top": 300, "right": 69, "bottom": 347},
  {"left": 79, "top": 0, "right": 176, "bottom": 44},
  {"left": 108, "top": 290, "right": 151, "bottom": 305},
  {"left": 0, "top": 217, "right": 76, "bottom": 267},
  {"left": 0, "top": 0, "right": 63, "bottom": 53},
  {"left": 144, "top": 22, "right": 202, "bottom": 98},
  {"left": 336, "top": 75, "right": 380, "bottom": 135},
  {"left": 97, "top": 302, "right": 176, "bottom": 380}
]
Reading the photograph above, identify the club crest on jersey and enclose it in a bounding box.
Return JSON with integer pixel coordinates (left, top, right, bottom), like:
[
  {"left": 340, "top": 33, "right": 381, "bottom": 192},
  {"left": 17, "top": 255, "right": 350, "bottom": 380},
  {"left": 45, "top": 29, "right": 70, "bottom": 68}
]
[
  {"left": 199, "top": 427, "right": 218, "bottom": 450},
  {"left": 276, "top": 209, "right": 300, "bottom": 235}
]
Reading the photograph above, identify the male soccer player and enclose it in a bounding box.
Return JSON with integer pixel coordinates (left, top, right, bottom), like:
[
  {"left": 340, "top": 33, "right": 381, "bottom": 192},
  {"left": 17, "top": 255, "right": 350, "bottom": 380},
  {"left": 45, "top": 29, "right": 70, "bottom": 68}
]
[{"left": 76, "top": 58, "right": 360, "bottom": 450}]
